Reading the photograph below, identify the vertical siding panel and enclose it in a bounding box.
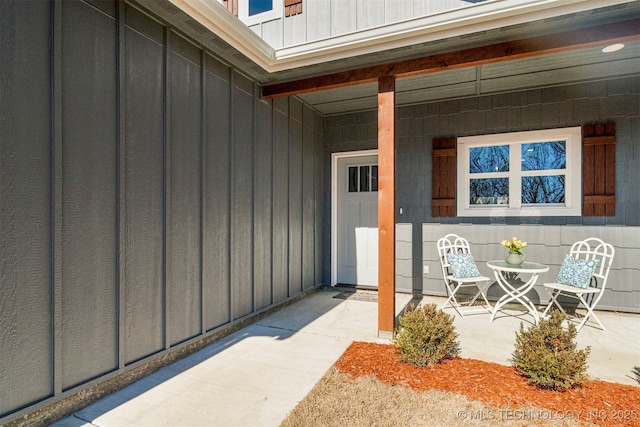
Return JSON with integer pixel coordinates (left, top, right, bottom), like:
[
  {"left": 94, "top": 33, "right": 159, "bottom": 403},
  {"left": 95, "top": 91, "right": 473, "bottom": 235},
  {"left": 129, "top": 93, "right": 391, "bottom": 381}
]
[
  {"left": 254, "top": 97, "right": 273, "bottom": 309},
  {"left": 385, "top": 0, "right": 415, "bottom": 22},
  {"left": 231, "top": 72, "right": 254, "bottom": 318},
  {"left": 167, "top": 33, "right": 202, "bottom": 346},
  {"left": 60, "top": 0, "right": 118, "bottom": 389},
  {"left": 289, "top": 99, "right": 303, "bottom": 295},
  {"left": 357, "top": 0, "right": 384, "bottom": 29},
  {"left": 0, "top": 0, "right": 53, "bottom": 414},
  {"left": 305, "top": 0, "right": 330, "bottom": 41},
  {"left": 331, "top": 0, "right": 356, "bottom": 36},
  {"left": 283, "top": 6, "right": 305, "bottom": 47},
  {"left": 314, "top": 112, "right": 325, "bottom": 285},
  {"left": 203, "top": 55, "right": 231, "bottom": 330},
  {"left": 302, "top": 106, "right": 316, "bottom": 290},
  {"left": 52, "top": 0, "right": 64, "bottom": 400},
  {"left": 122, "top": 9, "right": 165, "bottom": 364},
  {"left": 260, "top": 20, "right": 281, "bottom": 48},
  {"left": 272, "top": 98, "right": 289, "bottom": 301}
]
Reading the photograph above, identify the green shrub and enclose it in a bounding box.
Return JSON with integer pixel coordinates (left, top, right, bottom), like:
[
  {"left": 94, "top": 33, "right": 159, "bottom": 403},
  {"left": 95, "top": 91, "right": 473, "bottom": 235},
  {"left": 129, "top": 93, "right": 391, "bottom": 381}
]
[
  {"left": 511, "top": 310, "right": 591, "bottom": 390},
  {"left": 393, "top": 303, "right": 460, "bottom": 367}
]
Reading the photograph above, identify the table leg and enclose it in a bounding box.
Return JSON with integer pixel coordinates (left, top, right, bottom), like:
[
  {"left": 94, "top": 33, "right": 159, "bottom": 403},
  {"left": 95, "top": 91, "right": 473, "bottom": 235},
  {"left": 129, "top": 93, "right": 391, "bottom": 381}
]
[{"left": 490, "top": 271, "right": 540, "bottom": 323}]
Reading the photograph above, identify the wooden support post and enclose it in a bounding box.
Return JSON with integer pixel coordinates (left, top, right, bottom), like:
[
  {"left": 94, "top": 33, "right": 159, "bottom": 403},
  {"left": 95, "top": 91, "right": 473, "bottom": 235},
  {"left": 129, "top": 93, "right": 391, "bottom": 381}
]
[{"left": 377, "top": 76, "right": 396, "bottom": 338}]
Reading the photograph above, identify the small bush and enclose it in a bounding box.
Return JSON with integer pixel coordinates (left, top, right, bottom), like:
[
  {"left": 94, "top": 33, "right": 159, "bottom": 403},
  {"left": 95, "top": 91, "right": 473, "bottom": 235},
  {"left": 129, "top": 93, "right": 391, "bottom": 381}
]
[
  {"left": 393, "top": 303, "right": 460, "bottom": 367},
  {"left": 511, "top": 310, "right": 591, "bottom": 391}
]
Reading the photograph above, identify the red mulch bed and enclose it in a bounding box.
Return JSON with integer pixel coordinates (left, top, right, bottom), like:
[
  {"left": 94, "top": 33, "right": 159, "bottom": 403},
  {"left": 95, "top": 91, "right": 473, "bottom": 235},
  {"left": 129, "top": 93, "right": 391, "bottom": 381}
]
[{"left": 336, "top": 342, "right": 640, "bottom": 427}]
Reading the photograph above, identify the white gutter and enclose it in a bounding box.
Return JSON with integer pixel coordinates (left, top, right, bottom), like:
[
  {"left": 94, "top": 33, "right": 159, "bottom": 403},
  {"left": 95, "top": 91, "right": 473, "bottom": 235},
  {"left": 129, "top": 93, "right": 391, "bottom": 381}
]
[
  {"left": 168, "top": 0, "right": 276, "bottom": 70},
  {"left": 169, "top": 0, "right": 636, "bottom": 74}
]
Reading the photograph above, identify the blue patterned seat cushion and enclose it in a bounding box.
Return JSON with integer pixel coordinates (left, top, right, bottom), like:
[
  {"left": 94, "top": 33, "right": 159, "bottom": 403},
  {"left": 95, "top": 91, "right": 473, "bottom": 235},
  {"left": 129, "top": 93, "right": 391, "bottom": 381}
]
[
  {"left": 446, "top": 253, "right": 481, "bottom": 278},
  {"left": 556, "top": 255, "right": 601, "bottom": 289}
]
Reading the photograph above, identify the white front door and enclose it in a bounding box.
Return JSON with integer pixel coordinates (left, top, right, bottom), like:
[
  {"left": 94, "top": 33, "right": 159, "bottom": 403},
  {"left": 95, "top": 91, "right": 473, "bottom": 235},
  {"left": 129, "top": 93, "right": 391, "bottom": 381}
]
[{"left": 336, "top": 154, "right": 378, "bottom": 286}]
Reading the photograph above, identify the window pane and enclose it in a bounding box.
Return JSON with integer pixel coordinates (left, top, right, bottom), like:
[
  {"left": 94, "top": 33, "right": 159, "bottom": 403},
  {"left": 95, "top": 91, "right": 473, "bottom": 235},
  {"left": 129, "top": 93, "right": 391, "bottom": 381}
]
[
  {"left": 522, "top": 176, "right": 565, "bottom": 204},
  {"left": 470, "top": 178, "right": 509, "bottom": 205},
  {"left": 521, "top": 141, "right": 566, "bottom": 171},
  {"left": 359, "top": 166, "right": 370, "bottom": 192},
  {"left": 469, "top": 145, "right": 509, "bottom": 173},
  {"left": 249, "top": 0, "right": 272, "bottom": 15},
  {"left": 348, "top": 167, "right": 358, "bottom": 192},
  {"left": 371, "top": 166, "right": 378, "bottom": 191}
]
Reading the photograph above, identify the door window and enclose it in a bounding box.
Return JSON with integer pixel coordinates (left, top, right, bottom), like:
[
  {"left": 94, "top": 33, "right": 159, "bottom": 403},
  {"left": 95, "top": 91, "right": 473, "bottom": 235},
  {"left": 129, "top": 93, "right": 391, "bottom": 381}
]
[{"left": 348, "top": 165, "right": 378, "bottom": 193}]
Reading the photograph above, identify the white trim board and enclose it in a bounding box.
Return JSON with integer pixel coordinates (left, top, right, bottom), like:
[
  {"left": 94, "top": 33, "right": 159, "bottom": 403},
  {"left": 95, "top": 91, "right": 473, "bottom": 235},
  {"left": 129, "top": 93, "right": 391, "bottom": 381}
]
[{"left": 169, "top": 0, "right": 634, "bottom": 73}]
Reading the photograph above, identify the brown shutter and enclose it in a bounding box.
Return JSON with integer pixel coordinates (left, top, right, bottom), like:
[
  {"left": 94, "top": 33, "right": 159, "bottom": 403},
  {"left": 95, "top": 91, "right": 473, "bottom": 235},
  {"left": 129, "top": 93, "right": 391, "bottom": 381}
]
[
  {"left": 223, "top": 0, "right": 238, "bottom": 16},
  {"left": 285, "top": 0, "right": 303, "bottom": 17},
  {"left": 583, "top": 123, "right": 616, "bottom": 216},
  {"left": 432, "top": 137, "right": 456, "bottom": 217}
]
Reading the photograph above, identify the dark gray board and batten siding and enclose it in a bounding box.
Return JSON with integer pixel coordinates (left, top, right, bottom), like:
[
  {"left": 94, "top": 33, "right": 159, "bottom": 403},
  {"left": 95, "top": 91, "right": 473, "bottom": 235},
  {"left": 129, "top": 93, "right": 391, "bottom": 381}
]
[
  {"left": 324, "top": 80, "right": 640, "bottom": 310},
  {"left": 0, "top": 0, "right": 324, "bottom": 422}
]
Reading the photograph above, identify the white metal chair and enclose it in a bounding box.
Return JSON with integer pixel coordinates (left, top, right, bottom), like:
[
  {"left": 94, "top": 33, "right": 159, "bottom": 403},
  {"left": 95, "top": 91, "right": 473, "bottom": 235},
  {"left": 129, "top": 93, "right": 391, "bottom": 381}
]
[
  {"left": 541, "top": 238, "right": 615, "bottom": 332},
  {"left": 437, "top": 234, "right": 492, "bottom": 317}
]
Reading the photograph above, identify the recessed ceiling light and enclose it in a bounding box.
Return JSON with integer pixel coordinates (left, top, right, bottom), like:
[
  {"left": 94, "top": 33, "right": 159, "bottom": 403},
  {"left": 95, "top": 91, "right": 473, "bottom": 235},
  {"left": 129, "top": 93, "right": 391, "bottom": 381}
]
[{"left": 602, "top": 43, "right": 624, "bottom": 53}]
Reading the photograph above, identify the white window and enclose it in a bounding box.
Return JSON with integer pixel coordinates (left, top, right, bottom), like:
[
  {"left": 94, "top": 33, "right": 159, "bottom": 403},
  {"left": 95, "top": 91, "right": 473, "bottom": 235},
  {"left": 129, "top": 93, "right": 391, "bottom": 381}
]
[
  {"left": 238, "top": 0, "right": 283, "bottom": 26},
  {"left": 457, "top": 127, "right": 582, "bottom": 217}
]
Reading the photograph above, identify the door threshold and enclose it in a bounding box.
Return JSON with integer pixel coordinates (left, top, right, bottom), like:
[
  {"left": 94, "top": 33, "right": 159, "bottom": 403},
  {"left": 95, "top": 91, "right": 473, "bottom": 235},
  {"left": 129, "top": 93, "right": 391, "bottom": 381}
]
[{"left": 335, "top": 283, "right": 378, "bottom": 292}]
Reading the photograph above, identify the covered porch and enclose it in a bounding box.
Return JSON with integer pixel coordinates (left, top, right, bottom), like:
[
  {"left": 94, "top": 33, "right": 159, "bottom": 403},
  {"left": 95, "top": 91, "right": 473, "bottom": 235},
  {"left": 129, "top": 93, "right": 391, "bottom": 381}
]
[{"left": 50, "top": 288, "right": 639, "bottom": 426}]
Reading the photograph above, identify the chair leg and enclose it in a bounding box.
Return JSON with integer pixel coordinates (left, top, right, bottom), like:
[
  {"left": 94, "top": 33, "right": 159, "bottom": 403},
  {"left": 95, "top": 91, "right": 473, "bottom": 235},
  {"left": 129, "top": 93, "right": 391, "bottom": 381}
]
[
  {"left": 441, "top": 283, "right": 465, "bottom": 318},
  {"left": 542, "top": 289, "right": 566, "bottom": 317},
  {"left": 543, "top": 291, "right": 606, "bottom": 332},
  {"left": 479, "top": 283, "right": 492, "bottom": 310},
  {"left": 468, "top": 283, "right": 492, "bottom": 312},
  {"left": 575, "top": 295, "right": 606, "bottom": 332},
  {"left": 441, "top": 281, "right": 492, "bottom": 317}
]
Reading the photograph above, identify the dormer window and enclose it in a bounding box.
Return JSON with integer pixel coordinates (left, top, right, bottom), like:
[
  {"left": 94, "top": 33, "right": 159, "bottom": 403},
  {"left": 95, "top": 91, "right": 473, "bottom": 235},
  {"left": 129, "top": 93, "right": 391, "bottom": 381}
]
[
  {"left": 249, "top": 0, "right": 272, "bottom": 16},
  {"left": 227, "top": 0, "right": 283, "bottom": 25}
]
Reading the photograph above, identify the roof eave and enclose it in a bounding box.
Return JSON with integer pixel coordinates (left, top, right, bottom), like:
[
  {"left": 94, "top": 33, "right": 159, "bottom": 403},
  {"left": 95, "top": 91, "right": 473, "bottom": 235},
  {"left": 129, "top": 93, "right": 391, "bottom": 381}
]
[{"left": 170, "top": 0, "right": 637, "bottom": 74}]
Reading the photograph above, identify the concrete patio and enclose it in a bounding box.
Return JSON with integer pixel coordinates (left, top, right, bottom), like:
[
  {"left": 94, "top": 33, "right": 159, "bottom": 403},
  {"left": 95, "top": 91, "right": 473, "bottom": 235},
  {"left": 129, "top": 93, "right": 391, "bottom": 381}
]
[{"left": 52, "top": 287, "right": 639, "bottom": 427}]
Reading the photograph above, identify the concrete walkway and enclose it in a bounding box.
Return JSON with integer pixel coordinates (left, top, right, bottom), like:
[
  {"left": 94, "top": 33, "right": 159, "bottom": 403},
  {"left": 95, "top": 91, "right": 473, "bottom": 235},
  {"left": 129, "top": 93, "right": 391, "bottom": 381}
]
[{"left": 52, "top": 288, "right": 639, "bottom": 427}]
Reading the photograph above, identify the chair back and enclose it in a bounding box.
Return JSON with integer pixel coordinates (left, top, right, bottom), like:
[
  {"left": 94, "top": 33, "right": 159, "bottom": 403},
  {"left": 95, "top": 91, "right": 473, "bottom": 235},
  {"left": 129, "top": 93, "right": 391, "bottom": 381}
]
[
  {"left": 569, "top": 237, "right": 615, "bottom": 291},
  {"left": 437, "top": 234, "right": 472, "bottom": 279}
]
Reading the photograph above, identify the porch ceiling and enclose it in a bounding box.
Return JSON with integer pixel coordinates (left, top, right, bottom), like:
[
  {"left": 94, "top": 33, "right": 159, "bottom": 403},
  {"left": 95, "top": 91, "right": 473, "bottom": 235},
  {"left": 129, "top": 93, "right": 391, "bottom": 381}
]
[{"left": 297, "top": 38, "right": 640, "bottom": 115}]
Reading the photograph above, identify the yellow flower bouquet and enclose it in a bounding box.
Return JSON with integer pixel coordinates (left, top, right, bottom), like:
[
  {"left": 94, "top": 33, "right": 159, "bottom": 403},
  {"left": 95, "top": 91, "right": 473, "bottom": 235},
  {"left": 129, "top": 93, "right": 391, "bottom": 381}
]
[{"left": 500, "top": 237, "right": 527, "bottom": 255}]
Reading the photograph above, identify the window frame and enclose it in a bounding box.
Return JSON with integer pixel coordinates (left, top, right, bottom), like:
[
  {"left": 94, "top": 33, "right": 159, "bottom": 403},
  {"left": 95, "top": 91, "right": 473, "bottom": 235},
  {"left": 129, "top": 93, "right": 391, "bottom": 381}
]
[
  {"left": 238, "top": 0, "right": 283, "bottom": 26},
  {"left": 456, "top": 127, "right": 582, "bottom": 217}
]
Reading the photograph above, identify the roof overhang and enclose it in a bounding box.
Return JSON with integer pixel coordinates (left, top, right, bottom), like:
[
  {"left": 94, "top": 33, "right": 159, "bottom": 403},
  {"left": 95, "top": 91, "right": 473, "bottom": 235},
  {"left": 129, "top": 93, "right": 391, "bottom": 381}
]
[{"left": 168, "top": 0, "right": 638, "bottom": 74}]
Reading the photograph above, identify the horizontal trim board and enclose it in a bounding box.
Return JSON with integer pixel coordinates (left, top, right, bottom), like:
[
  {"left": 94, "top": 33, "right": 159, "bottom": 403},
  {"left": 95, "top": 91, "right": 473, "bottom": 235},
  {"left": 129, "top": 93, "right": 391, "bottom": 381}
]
[
  {"left": 263, "top": 18, "right": 640, "bottom": 98},
  {"left": 432, "top": 199, "right": 456, "bottom": 207},
  {"left": 584, "top": 195, "right": 617, "bottom": 203},
  {"left": 584, "top": 136, "right": 617, "bottom": 146},
  {"left": 432, "top": 148, "right": 455, "bottom": 157}
]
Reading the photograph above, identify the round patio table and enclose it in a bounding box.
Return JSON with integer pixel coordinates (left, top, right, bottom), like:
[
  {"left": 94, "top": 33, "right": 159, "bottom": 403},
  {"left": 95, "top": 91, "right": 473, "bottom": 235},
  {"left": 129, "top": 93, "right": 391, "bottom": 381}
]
[{"left": 486, "top": 260, "right": 549, "bottom": 324}]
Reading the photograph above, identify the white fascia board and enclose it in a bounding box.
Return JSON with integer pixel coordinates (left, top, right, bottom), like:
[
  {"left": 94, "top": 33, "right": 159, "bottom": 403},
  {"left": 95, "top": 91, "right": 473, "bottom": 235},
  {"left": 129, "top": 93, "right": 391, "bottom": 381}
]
[
  {"left": 171, "top": 0, "right": 636, "bottom": 74},
  {"left": 168, "top": 0, "right": 276, "bottom": 69},
  {"left": 271, "top": 0, "right": 635, "bottom": 71}
]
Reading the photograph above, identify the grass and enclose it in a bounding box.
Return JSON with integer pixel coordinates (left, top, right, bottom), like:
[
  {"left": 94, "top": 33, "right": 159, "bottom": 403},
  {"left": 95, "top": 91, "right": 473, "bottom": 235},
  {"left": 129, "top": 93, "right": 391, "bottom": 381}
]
[{"left": 279, "top": 367, "right": 584, "bottom": 427}]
